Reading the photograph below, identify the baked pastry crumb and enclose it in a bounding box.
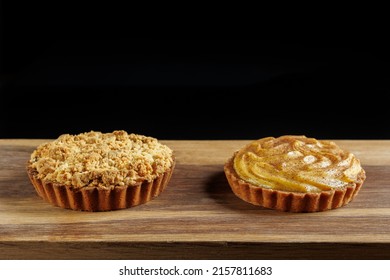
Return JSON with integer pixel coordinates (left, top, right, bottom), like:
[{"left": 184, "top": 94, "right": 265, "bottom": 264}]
[{"left": 27, "top": 130, "right": 175, "bottom": 211}]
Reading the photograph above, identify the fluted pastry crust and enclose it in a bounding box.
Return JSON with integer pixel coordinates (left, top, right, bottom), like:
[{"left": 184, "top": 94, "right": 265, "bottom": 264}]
[
  {"left": 224, "top": 135, "right": 366, "bottom": 212},
  {"left": 27, "top": 163, "right": 175, "bottom": 211},
  {"left": 27, "top": 130, "right": 175, "bottom": 211}
]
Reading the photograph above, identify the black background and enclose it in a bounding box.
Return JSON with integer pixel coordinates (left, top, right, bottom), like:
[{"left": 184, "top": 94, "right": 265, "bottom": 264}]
[{"left": 1, "top": 7, "right": 389, "bottom": 140}]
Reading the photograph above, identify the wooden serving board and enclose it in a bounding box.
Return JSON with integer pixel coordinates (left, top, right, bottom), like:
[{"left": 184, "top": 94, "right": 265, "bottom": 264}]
[{"left": 0, "top": 139, "right": 389, "bottom": 260}]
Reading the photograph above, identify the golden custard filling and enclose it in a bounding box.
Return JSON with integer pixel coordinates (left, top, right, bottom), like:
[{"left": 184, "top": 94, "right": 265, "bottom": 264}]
[{"left": 233, "top": 135, "right": 363, "bottom": 193}]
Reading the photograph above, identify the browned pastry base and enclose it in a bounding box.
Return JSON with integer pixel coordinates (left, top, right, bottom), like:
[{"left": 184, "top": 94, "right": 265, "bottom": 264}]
[
  {"left": 27, "top": 160, "right": 175, "bottom": 212},
  {"left": 224, "top": 155, "right": 365, "bottom": 213}
]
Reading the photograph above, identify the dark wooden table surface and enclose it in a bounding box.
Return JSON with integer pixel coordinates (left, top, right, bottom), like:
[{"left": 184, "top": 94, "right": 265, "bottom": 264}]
[{"left": 1, "top": 139, "right": 389, "bottom": 259}]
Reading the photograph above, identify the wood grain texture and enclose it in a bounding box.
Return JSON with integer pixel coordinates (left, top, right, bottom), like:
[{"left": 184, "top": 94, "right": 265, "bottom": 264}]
[{"left": 0, "top": 139, "right": 389, "bottom": 259}]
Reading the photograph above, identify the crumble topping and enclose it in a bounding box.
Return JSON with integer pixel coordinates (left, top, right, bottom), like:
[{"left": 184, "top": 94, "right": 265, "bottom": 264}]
[{"left": 29, "top": 130, "right": 174, "bottom": 189}]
